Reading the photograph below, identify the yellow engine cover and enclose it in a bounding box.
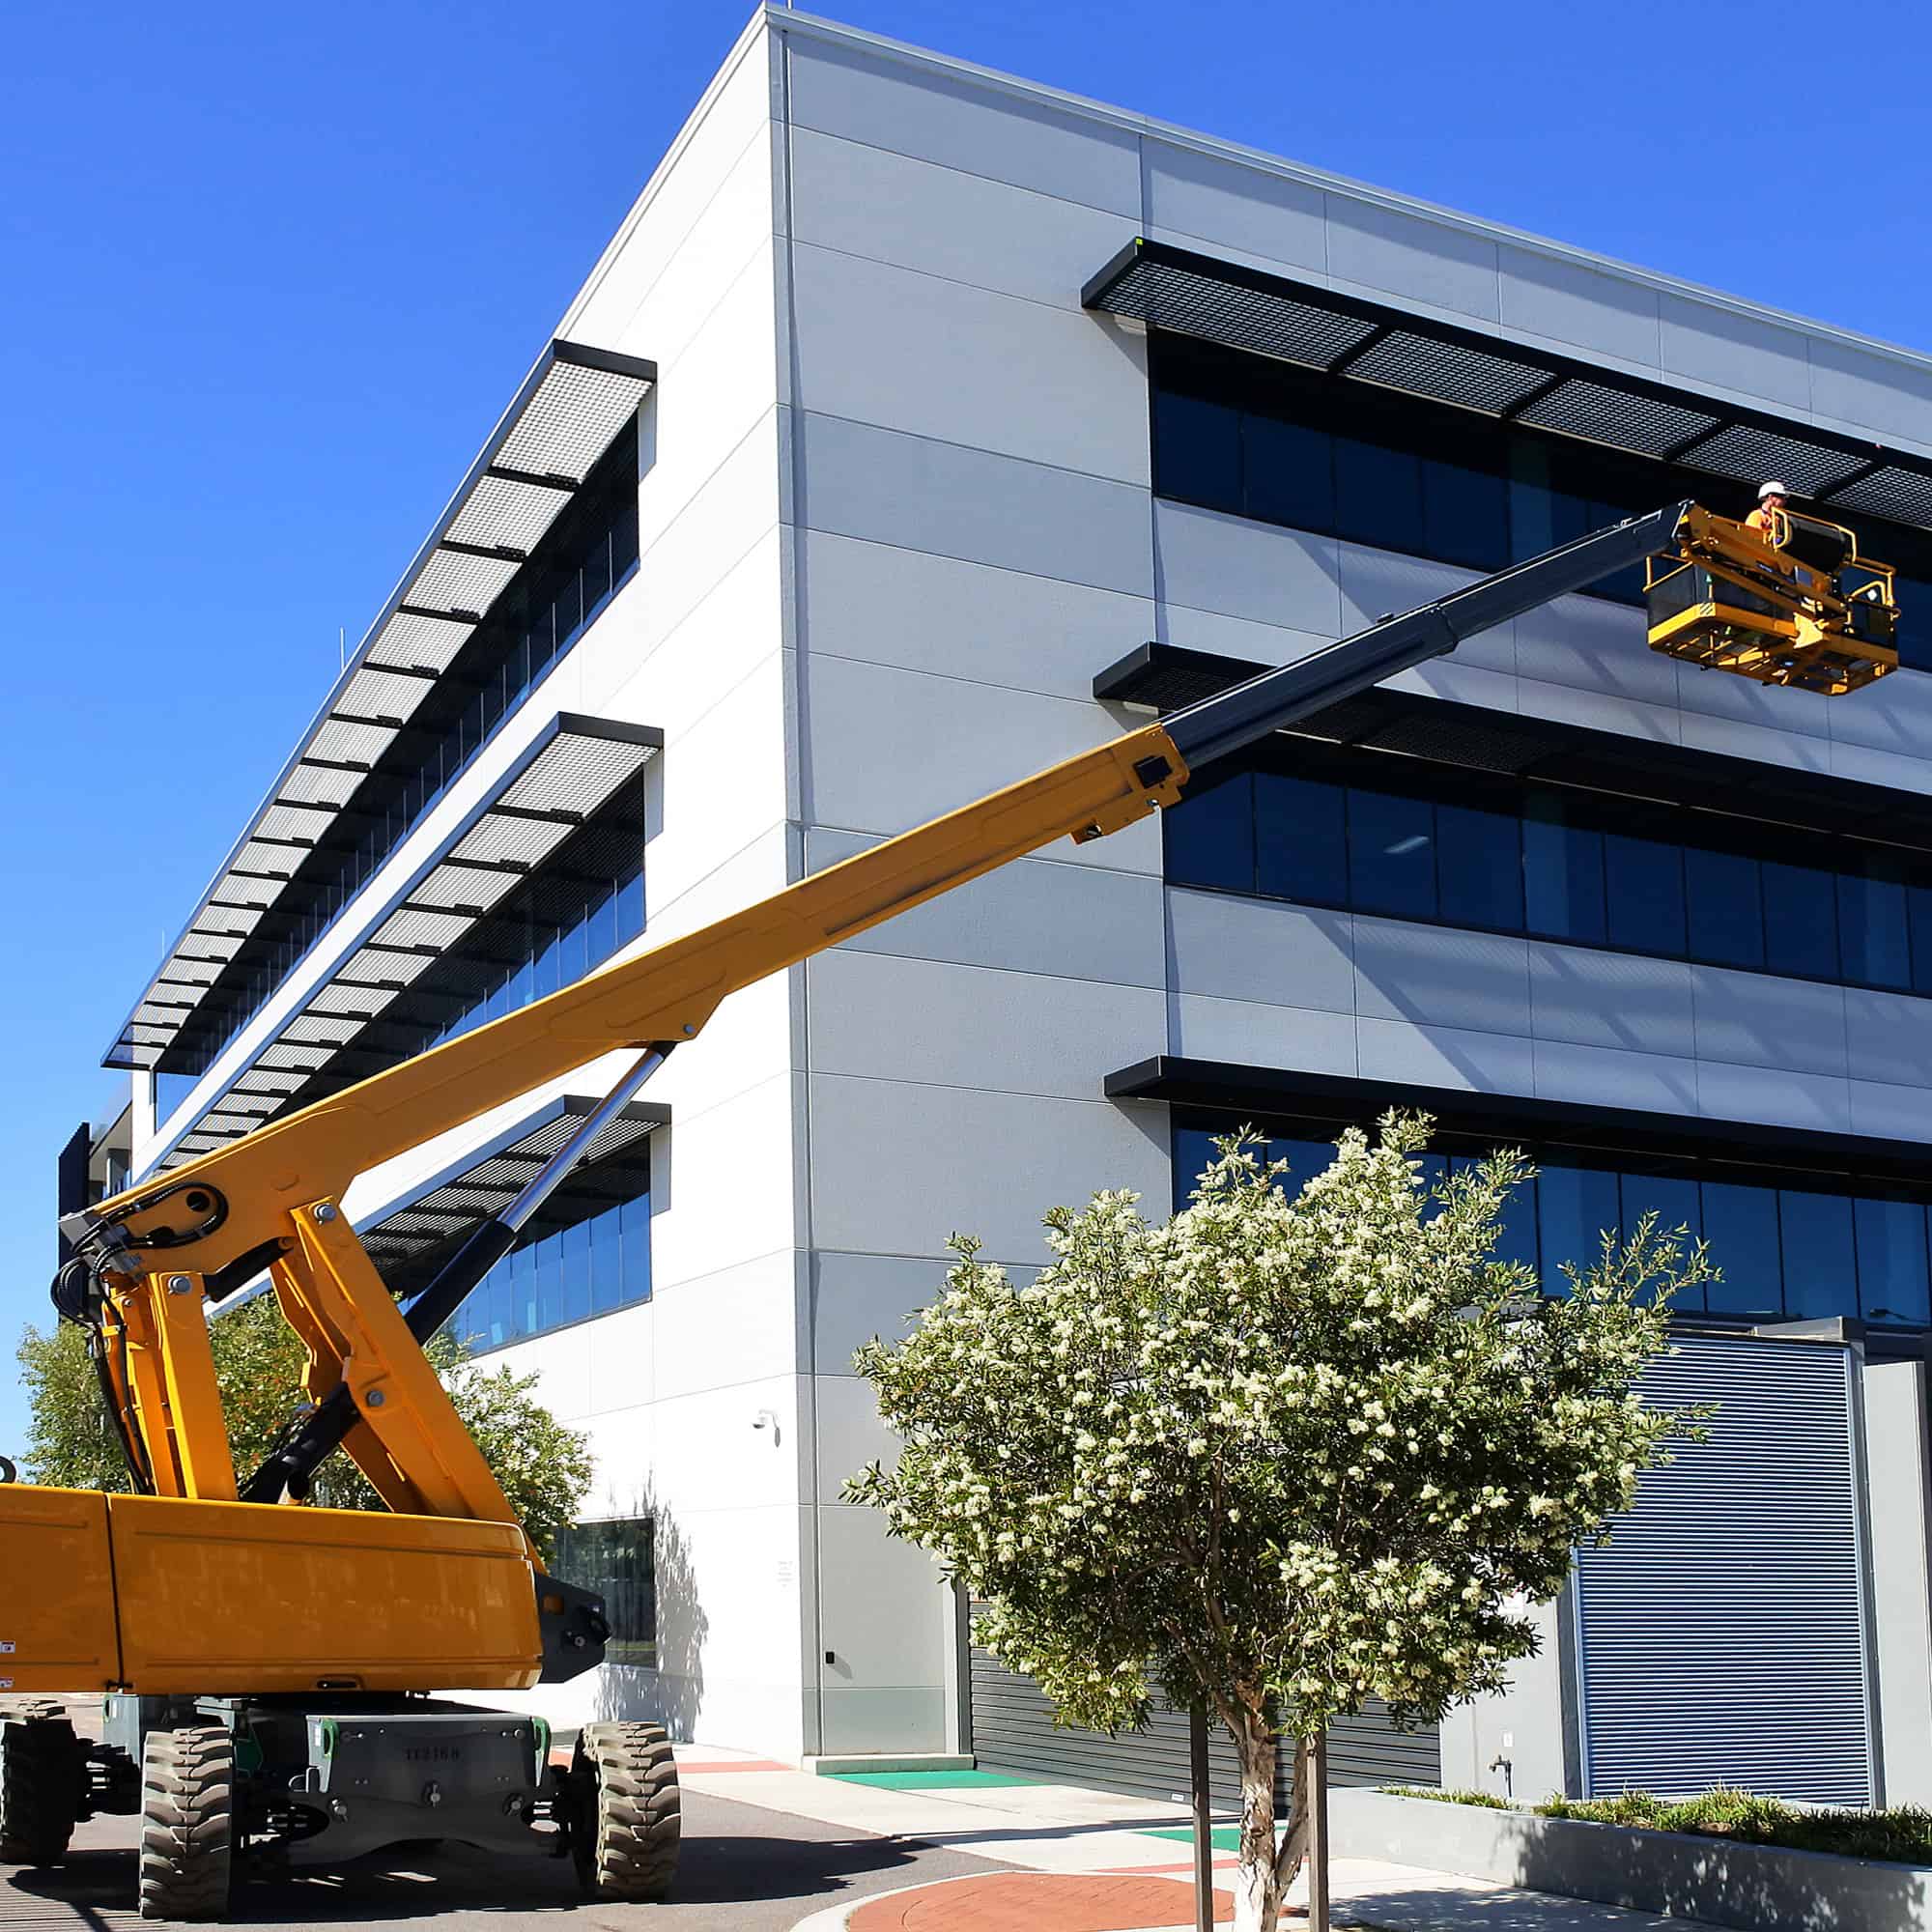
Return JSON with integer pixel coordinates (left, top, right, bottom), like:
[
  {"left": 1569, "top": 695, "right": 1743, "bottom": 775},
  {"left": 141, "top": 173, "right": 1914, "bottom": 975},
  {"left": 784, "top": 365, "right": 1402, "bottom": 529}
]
[{"left": 0, "top": 1485, "right": 542, "bottom": 1696}]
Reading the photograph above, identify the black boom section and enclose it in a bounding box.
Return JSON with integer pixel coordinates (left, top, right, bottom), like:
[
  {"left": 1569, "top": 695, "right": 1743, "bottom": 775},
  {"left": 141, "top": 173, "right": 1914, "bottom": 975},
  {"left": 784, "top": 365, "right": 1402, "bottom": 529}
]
[{"left": 1159, "top": 502, "right": 1693, "bottom": 772}]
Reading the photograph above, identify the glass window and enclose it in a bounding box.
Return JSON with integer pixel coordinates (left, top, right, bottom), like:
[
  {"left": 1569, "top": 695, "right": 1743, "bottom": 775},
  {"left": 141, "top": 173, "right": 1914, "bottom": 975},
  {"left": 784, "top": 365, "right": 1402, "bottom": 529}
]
[
  {"left": 1271, "top": 1138, "right": 1338, "bottom": 1194},
  {"left": 1685, "top": 848, "right": 1764, "bottom": 971},
  {"left": 1480, "top": 1163, "right": 1540, "bottom": 1275},
  {"left": 1243, "top": 413, "right": 1334, "bottom": 531},
  {"left": 1605, "top": 833, "right": 1687, "bottom": 955},
  {"left": 1893, "top": 576, "right": 1932, "bottom": 673},
  {"left": 562, "top": 1219, "right": 592, "bottom": 1327},
  {"left": 1173, "top": 1127, "right": 1218, "bottom": 1208},
  {"left": 1255, "top": 774, "right": 1347, "bottom": 904},
  {"left": 620, "top": 1191, "right": 652, "bottom": 1305},
  {"left": 1841, "top": 864, "right": 1912, "bottom": 989},
  {"left": 1530, "top": 1159, "right": 1623, "bottom": 1298},
  {"left": 1334, "top": 435, "right": 1424, "bottom": 554},
  {"left": 1436, "top": 801, "right": 1522, "bottom": 930},
  {"left": 1347, "top": 789, "right": 1435, "bottom": 919},
  {"left": 531, "top": 1230, "right": 561, "bottom": 1335},
  {"left": 591, "top": 1205, "right": 624, "bottom": 1315},
  {"left": 512, "top": 1241, "right": 537, "bottom": 1343},
  {"left": 553, "top": 1518, "right": 655, "bottom": 1664},
  {"left": 616, "top": 868, "right": 646, "bottom": 942},
  {"left": 1856, "top": 1198, "right": 1932, "bottom": 1326},
  {"left": 1522, "top": 797, "right": 1605, "bottom": 944},
  {"left": 1422, "top": 458, "right": 1509, "bottom": 572},
  {"left": 1621, "top": 1171, "right": 1701, "bottom": 1245},
  {"left": 1166, "top": 769, "right": 1256, "bottom": 894},
  {"left": 1508, "top": 442, "right": 1590, "bottom": 562},
  {"left": 1909, "top": 877, "right": 1932, "bottom": 997},
  {"left": 1153, "top": 388, "right": 1241, "bottom": 511},
  {"left": 1699, "top": 1182, "right": 1782, "bottom": 1317},
  {"left": 1761, "top": 861, "right": 1839, "bottom": 980},
  {"left": 1779, "top": 1190, "right": 1859, "bottom": 1319}
]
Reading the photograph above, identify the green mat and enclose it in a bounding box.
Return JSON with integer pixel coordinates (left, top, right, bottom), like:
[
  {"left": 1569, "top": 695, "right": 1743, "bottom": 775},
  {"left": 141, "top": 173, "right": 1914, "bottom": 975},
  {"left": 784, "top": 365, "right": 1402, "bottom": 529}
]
[
  {"left": 1150, "top": 1823, "right": 1243, "bottom": 1851},
  {"left": 830, "top": 1768, "right": 1041, "bottom": 1789}
]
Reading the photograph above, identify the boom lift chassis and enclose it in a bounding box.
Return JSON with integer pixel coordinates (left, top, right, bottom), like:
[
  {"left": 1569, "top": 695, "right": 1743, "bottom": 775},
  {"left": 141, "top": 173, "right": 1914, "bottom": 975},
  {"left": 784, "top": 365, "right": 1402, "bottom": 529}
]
[{"left": 0, "top": 500, "right": 1896, "bottom": 1918}]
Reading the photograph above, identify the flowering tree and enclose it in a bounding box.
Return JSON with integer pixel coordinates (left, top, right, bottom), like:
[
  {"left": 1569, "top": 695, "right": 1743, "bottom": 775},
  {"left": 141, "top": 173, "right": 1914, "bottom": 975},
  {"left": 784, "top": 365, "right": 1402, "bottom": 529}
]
[{"left": 847, "top": 1117, "right": 1709, "bottom": 1932}]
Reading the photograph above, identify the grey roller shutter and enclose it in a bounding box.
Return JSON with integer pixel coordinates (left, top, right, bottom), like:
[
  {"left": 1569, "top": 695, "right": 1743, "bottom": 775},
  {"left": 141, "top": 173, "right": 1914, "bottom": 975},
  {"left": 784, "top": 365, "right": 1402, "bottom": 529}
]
[
  {"left": 969, "top": 1623, "right": 1437, "bottom": 1803},
  {"left": 1572, "top": 1333, "right": 1875, "bottom": 1804}
]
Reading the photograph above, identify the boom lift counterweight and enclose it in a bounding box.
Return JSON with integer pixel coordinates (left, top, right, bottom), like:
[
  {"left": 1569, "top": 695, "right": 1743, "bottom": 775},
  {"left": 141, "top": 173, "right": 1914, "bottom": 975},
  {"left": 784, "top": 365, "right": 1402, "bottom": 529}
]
[{"left": 0, "top": 498, "right": 1898, "bottom": 1918}]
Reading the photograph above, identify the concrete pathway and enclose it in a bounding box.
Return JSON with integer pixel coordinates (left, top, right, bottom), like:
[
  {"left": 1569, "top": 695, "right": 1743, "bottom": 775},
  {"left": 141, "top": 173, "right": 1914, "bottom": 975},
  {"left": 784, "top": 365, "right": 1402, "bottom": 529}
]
[{"left": 674, "top": 1747, "right": 1731, "bottom": 1932}]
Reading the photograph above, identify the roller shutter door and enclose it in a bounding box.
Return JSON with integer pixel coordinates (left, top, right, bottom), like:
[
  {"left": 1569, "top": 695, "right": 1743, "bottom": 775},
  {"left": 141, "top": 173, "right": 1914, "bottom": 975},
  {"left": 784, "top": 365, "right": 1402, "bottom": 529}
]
[
  {"left": 1573, "top": 1333, "right": 1875, "bottom": 1804},
  {"left": 969, "top": 1629, "right": 1438, "bottom": 1803}
]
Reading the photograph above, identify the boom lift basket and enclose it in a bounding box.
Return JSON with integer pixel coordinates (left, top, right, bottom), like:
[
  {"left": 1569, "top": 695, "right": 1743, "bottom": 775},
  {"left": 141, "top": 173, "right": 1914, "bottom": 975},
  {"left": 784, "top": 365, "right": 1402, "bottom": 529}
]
[{"left": 1645, "top": 505, "right": 1898, "bottom": 696}]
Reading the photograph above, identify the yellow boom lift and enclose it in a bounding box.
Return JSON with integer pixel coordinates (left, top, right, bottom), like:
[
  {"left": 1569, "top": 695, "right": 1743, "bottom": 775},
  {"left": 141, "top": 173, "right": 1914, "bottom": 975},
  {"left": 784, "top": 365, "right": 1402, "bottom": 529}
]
[{"left": 0, "top": 499, "right": 1896, "bottom": 1918}]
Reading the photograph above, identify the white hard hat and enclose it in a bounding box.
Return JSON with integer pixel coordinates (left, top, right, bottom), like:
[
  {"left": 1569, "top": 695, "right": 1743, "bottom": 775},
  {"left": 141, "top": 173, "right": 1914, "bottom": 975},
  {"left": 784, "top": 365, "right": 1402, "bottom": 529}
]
[{"left": 1758, "top": 480, "right": 1791, "bottom": 500}]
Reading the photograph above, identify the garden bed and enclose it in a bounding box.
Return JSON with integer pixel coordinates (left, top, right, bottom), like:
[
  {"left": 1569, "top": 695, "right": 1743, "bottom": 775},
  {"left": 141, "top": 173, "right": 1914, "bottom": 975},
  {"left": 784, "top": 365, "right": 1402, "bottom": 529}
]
[{"left": 1332, "top": 1785, "right": 1932, "bottom": 1931}]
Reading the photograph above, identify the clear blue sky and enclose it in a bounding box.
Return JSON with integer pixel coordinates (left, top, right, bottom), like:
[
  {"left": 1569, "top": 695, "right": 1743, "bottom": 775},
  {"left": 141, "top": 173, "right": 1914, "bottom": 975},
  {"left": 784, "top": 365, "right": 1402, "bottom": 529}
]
[{"left": 1, "top": 0, "right": 1924, "bottom": 1451}]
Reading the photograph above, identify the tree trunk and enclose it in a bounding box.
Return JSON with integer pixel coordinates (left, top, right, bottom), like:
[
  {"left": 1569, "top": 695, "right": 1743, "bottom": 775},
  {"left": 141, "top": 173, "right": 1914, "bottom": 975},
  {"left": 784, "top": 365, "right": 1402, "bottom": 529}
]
[{"left": 1228, "top": 1702, "right": 1281, "bottom": 1932}]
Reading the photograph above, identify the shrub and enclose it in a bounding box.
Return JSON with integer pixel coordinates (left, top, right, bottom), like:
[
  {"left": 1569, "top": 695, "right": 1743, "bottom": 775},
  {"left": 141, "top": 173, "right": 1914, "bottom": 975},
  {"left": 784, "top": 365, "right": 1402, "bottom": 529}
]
[{"left": 1393, "top": 1783, "right": 1932, "bottom": 1865}]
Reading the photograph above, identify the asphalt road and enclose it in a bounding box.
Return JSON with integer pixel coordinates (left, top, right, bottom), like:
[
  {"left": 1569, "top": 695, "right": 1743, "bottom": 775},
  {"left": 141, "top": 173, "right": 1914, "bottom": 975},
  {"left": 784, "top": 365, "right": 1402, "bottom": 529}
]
[{"left": 0, "top": 1789, "right": 1009, "bottom": 1931}]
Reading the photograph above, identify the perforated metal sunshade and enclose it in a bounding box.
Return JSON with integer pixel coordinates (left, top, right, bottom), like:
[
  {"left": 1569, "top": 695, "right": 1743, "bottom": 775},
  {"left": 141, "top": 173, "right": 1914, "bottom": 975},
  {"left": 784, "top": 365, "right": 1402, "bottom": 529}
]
[
  {"left": 358, "top": 1093, "right": 666, "bottom": 1299},
  {"left": 1084, "top": 238, "right": 1932, "bottom": 533},
  {"left": 149, "top": 714, "right": 660, "bottom": 1172},
  {"left": 106, "top": 339, "right": 656, "bottom": 1075}
]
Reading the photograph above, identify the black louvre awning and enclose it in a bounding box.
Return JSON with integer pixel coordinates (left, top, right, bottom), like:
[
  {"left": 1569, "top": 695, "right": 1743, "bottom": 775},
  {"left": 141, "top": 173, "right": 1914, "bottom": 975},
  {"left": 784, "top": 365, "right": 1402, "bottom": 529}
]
[
  {"left": 1108, "top": 1056, "right": 1932, "bottom": 1194},
  {"left": 1083, "top": 239, "right": 1932, "bottom": 532},
  {"left": 108, "top": 340, "right": 657, "bottom": 1074},
  {"left": 156, "top": 713, "right": 659, "bottom": 1171},
  {"left": 357, "top": 1091, "right": 666, "bottom": 1301}
]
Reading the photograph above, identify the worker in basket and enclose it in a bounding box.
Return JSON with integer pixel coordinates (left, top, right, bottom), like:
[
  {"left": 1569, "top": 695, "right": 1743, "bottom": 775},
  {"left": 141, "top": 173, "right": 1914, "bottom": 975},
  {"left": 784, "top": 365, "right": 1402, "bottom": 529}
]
[{"left": 1747, "top": 479, "right": 1790, "bottom": 539}]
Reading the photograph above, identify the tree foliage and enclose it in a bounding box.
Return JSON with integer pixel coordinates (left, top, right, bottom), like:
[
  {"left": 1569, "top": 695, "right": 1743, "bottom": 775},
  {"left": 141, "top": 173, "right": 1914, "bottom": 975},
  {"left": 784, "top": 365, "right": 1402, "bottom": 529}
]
[
  {"left": 848, "top": 1117, "right": 1711, "bottom": 1932},
  {"left": 14, "top": 1294, "right": 593, "bottom": 1564}
]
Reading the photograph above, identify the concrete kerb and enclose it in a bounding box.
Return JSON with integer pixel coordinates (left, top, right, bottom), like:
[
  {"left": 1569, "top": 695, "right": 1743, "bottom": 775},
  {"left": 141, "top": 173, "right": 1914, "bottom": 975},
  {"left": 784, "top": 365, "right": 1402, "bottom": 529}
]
[{"left": 1333, "top": 1788, "right": 1932, "bottom": 1932}]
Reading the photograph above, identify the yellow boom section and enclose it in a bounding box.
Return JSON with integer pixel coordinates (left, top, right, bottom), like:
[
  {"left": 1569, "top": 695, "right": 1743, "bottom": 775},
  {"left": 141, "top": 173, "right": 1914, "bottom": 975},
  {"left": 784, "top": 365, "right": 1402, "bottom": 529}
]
[{"left": 89, "top": 721, "right": 1190, "bottom": 1279}]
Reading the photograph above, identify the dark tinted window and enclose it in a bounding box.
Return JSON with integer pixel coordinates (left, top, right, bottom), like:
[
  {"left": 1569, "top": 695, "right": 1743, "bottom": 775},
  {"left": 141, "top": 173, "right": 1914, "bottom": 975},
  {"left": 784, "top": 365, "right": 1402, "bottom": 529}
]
[
  {"left": 1605, "top": 833, "right": 1688, "bottom": 955},
  {"left": 1153, "top": 387, "right": 1241, "bottom": 510},
  {"left": 1255, "top": 774, "right": 1347, "bottom": 903},
  {"left": 1523, "top": 799, "right": 1605, "bottom": 945},
  {"left": 1685, "top": 848, "right": 1764, "bottom": 971},
  {"left": 1780, "top": 1190, "right": 1859, "bottom": 1319},
  {"left": 552, "top": 1519, "right": 655, "bottom": 1664},
  {"left": 1762, "top": 861, "right": 1839, "bottom": 980},
  {"left": 1335, "top": 434, "right": 1425, "bottom": 554},
  {"left": 1244, "top": 413, "right": 1334, "bottom": 530},
  {"left": 1175, "top": 1119, "right": 1932, "bottom": 1332},
  {"left": 1908, "top": 878, "right": 1932, "bottom": 996},
  {"left": 1166, "top": 769, "right": 1256, "bottom": 893},
  {"left": 1164, "top": 750, "right": 1932, "bottom": 1001},
  {"left": 1841, "top": 865, "right": 1911, "bottom": 989},
  {"left": 1423, "top": 459, "right": 1510, "bottom": 572},
  {"left": 1348, "top": 789, "right": 1435, "bottom": 919},
  {"left": 1437, "top": 801, "right": 1522, "bottom": 929},
  {"left": 1856, "top": 1199, "right": 1931, "bottom": 1325},
  {"left": 1148, "top": 336, "right": 1932, "bottom": 627},
  {"left": 1700, "top": 1182, "right": 1783, "bottom": 1317}
]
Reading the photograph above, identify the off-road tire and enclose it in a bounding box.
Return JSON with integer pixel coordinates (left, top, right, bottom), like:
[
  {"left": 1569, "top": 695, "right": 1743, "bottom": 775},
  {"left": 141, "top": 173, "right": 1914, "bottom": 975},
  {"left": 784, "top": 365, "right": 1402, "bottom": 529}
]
[
  {"left": 572, "top": 1721, "right": 679, "bottom": 1901},
  {"left": 0, "top": 1708, "right": 81, "bottom": 1865},
  {"left": 138, "top": 1725, "right": 233, "bottom": 1921}
]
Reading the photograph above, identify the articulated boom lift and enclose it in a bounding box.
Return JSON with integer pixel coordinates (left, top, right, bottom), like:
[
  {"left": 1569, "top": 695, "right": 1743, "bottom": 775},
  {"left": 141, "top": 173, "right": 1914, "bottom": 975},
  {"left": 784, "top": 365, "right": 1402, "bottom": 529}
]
[{"left": 0, "top": 499, "right": 1896, "bottom": 1918}]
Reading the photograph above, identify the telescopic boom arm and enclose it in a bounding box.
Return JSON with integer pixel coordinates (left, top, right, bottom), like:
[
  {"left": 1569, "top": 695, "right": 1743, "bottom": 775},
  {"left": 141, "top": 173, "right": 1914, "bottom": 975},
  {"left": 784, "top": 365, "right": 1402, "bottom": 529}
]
[{"left": 63, "top": 499, "right": 1693, "bottom": 1520}]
